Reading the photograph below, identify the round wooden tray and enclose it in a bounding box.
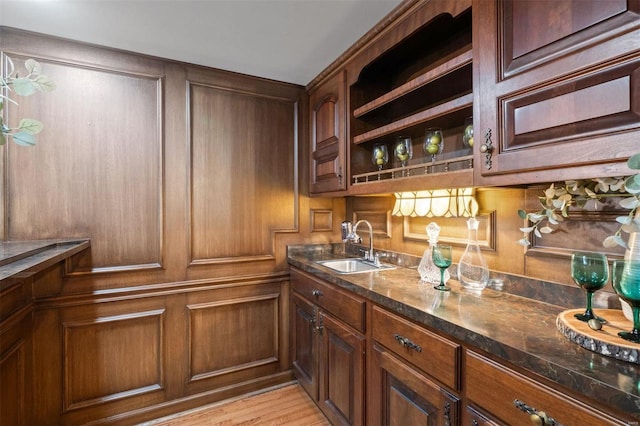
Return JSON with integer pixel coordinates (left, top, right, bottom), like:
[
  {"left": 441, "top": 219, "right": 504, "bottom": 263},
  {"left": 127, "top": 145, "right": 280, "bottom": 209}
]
[{"left": 556, "top": 309, "right": 640, "bottom": 364}]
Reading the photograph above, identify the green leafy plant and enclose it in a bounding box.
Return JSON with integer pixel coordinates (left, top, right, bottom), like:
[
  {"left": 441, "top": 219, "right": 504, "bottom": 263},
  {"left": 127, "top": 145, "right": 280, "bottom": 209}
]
[
  {"left": 1, "top": 57, "right": 55, "bottom": 146},
  {"left": 517, "top": 153, "right": 640, "bottom": 250}
]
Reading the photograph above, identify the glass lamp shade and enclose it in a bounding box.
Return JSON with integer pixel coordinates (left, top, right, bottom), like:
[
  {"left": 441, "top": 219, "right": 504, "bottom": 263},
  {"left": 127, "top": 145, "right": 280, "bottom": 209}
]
[{"left": 392, "top": 188, "right": 477, "bottom": 217}]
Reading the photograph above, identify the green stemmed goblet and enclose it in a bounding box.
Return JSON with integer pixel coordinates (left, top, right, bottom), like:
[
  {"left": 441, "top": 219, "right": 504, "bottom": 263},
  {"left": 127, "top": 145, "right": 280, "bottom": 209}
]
[
  {"left": 432, "top": 244, "right": 452, "bottom": 291},
  {"left": 612, "top": 260, "right": 640, "bottom": 343},
  {"left": 571, "top": 252, "right": 609, "bottom": 323}
]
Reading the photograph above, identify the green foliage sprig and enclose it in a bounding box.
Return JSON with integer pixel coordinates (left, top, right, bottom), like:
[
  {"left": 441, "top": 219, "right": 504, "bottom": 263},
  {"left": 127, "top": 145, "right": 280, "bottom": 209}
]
[
  {"left": 1, "top": 57, "right": 56, "bottom": 146},
  {"left": 517, "top": 153, "right": 640, "bottom": 250}
]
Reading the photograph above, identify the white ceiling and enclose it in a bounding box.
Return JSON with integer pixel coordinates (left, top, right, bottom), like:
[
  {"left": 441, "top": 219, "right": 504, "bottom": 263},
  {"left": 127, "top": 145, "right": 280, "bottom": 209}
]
[{"left": 0, "top": 0, "right": 403, "bottom": 85}]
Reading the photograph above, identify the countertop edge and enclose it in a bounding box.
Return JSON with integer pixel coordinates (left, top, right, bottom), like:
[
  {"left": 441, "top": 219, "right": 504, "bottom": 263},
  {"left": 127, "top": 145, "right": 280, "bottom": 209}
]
[{"left": 0, "top": 239, "right": 90, "bottom": 289}]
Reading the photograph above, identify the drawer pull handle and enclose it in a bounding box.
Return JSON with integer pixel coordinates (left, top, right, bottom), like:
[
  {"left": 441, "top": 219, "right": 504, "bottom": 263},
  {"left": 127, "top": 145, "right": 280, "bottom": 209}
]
[
  {"left": 312, "top": 289, "right": 323, "bottom": 297},
  {"left": 513, "top": 399, "right": 560, "bottom": 426},
  {"left": 394, "top": 334, "right": 422, "bottom": 352}
]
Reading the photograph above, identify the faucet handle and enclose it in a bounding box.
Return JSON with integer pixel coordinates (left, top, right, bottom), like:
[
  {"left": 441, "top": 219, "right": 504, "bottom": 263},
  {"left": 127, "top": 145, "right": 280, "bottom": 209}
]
[{"left": 359, "top": 248, "right": 369, "bottom": 260}]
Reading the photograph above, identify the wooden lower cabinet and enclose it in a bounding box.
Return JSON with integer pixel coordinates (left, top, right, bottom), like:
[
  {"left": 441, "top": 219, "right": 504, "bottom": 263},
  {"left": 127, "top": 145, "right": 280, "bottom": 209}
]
[
  {"left": 465, "top": 350, "right": 635, "bottom": 425},
  {"left": 368, "top": 304, "right": 461, "bottom": 426},
  {"left": 318, "top": 311, "right": 365, "bottom": 426},
  {"left": 368, "top": 342, "right": 459, "bottom": 426},
  {"left": 0, "top": 305, "right": 32, "bottom": 426},
  {"left": 290, "top": 268, "right": 365, "bottom": 425},
  {"left": 292, "top": 292, "right": 318, "bottom": 401},
  {"left": 290, "top": 269, "right": 638, "bottom": 425}
]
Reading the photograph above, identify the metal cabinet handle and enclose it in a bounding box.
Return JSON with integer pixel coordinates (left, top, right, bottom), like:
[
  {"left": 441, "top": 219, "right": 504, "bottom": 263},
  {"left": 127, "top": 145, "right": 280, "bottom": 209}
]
[
  {"left": 443, "top": 401, "right": 451, "bottom": 426},
  {"left": 394, "top": 333, "right": 422, "bottom": 352},
  {"left": 479, "top": 128, "right": 494, "bottom": 170},
  {"left": 513, "top": 399, "right": 560, "bottom": 426},
  {"left": 315, "top": 316, "right": 324, "bottom": 335},
  {"left": 311, "top": 289, "right": 323, "bottom": 297}
]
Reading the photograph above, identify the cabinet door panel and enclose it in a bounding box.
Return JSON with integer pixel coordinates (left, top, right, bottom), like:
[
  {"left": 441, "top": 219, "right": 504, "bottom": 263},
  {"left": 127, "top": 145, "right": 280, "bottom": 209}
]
[
  {"left": 505, "top": 0, "right": 629, "bottom": 75},
  {"left": 473, "top": 0, "right": 640, "bottom": 184},
  {"left": 368, "top": 343, "right": 459, "bottom": 426},
  {"left": 318, "top": 312, "right": 365, "bottom": 426},
  {"left": 291, "top": 292, "right": 318, "bottom": 400},
  {"left": 310, "top": 71, "right": 347, "bottom": 194}
]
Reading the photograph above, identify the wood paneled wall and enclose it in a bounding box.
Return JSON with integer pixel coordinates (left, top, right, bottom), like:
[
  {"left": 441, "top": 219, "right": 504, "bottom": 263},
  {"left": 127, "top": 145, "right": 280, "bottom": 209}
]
[{"left": 0, "top": 27, "right": 344, "bottom": 424}]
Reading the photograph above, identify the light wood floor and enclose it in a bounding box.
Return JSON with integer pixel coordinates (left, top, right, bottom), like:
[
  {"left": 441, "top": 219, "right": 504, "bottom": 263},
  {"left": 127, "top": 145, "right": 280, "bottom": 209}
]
[{"left": 141, "top": 382, "right": 331, "bottom": 426}]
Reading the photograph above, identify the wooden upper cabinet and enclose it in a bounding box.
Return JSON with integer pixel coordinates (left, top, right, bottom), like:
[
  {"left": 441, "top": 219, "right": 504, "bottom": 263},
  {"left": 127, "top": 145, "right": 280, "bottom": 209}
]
[
  {"left": 348, "top": 0, "right": 474, "bottom": 195},
  {"left": 473, "top": 0, "right": 640, "bottom": 185},
  {"left": 309, "top": 70, "right": 347, "bottom": 195}
]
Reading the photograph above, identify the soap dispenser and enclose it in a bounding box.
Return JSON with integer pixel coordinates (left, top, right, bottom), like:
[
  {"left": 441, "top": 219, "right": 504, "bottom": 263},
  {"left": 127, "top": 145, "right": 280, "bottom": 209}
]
[{"left": 418, "top": 222, "right": 449, "bottom": 285}]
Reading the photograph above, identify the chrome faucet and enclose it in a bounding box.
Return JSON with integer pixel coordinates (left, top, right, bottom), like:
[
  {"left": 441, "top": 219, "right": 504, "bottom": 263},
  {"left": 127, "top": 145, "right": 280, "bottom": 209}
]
[{"left": 342, "top": 219, "right": 379, "bottom": 266}]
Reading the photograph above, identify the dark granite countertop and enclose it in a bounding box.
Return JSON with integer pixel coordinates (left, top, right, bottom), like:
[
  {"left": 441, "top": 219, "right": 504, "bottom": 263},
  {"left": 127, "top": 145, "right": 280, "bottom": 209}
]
[
  {"left": 0, "top": 238, "right": 90, "bottom": 289},
  {"left": 287, "top": 243, "right": 640, "bottom": 420}
]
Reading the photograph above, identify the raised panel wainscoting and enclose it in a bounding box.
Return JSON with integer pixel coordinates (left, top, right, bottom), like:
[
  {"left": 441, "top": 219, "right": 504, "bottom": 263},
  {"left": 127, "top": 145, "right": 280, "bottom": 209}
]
[{"left": 0, "top": 27, "right": 340, "bottom": 424}]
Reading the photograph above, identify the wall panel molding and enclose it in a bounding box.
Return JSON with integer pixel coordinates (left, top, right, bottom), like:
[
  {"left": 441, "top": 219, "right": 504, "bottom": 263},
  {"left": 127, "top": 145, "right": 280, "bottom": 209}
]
[
  {"left": 402, "top": 211, "right": 496, "bottom": 250},
  {"left": 62, "top": 309, "right": 165, "bottom": 411},
  {"left": 187, "top": 293, "right": 280, "bottom": 382},
  {"left": 2, "top": 53, "right": 164, "bottom": 274},
  {"left": 187, "top": 79, "right": 300, "bottom": 265},
  {"left": 352, "top": 209, "right": 392, "bottom": 238},
  {"left": 310, "top": 209, "right": 334, "bottom": 232}
]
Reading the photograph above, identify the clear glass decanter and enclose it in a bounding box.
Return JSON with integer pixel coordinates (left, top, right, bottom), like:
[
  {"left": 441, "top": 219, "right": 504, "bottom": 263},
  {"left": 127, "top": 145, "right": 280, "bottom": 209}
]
[
  {"left": 418, "top": 222, "right": 449, "bottom": 284},
  {"left": 458, "top": 217, "right": 489, "bottom": 290}
]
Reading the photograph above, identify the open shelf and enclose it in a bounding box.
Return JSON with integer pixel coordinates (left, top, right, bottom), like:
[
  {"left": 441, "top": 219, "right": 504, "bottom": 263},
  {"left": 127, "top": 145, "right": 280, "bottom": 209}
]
[
  {"left": 347, "top": 4, "right": 474, "bottom": 195},
  {"left": 353, "top": 46, "right": 472, "bottom": 120},
  {"left": 353, "top": 93, "right": 473, "bottom": 145}
]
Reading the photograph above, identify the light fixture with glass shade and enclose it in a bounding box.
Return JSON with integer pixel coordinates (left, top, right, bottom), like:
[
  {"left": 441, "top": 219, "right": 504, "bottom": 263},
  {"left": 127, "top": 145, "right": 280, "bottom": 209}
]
[{"left": 391, "top": 188, "right": 477, "bottom": 217}]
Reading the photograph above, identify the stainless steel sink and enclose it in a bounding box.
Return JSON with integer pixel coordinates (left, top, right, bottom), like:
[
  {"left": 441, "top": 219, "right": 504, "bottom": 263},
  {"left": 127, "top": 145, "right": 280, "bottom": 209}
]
[{"left": 316, "top": 258, "right": 396, "bottom": 274}]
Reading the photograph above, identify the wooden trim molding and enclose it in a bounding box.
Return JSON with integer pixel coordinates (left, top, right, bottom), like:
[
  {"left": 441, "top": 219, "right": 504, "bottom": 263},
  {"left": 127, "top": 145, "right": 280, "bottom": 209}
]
[
  {"left": 62, "top": 309, "right": 166, "bottom": 412},
  {"left": 310, "top": 209, "right": 334, "bottom": 232},
  {"left": 402, "top": 211, "right": 496, "bottom": 250},
  {"left": 352, "top": 210, "right": 392, "bottom": 239},
  {"left": 186, "top": 293, "right": 280, "bottom": 382},
  {"left": 186, "top": 79, "right": 300, "bottom": 266},
  {"left": 524, "top": 210, "right": 625, "bottom": 259},
  {"left": 306, "top": 0, "right": 422, "bottom": 90}
]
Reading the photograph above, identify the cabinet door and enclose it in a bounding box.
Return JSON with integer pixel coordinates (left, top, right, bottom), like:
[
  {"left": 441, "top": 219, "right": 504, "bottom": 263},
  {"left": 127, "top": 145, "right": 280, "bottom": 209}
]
[
  {"left": 368, "top": 343, "right": 459, "bottom": 426},
  {"left": 473, "top": 0, "right": 640, "bottom": 185},
  {"left": 309, "top": 70, "right": 347, "bottom": 194},
  {"left": 318, "top": 312, "right": 365, "bottom": 426},
  {"left": 291, "top": 292, "right": 318, "bottom": 400},
  {"left": 1, "top": 310, "right": 32, "bottom": 426}
]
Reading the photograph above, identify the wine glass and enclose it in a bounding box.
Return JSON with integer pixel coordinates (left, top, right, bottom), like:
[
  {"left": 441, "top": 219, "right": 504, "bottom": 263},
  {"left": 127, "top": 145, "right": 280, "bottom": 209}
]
[
  {"left": 612, "top": 260, "right": 640, "bottom": 343},
  {"left": 372, "top": 143, "right": 388, "bottom": 174},
  {"left": 462, "top": 117, "right": 473, "bottom": 149},
  {"left": 423, "top": 128, "right": 443, "bottom": 161},
  {"left": 570, "top": 252, "right": 609, "bottom": 323},
  {"left": 394, "top": 136, "right": 413, "bottom": 171},
  {"left": 432, "top": 244, "right": 452, "bottom": 291}
]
